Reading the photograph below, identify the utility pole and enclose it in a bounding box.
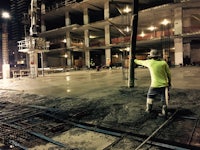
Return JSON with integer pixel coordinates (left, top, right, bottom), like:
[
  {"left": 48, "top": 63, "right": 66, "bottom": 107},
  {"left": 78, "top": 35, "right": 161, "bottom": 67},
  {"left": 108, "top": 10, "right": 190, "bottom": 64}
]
[
  {"left": 128, "top": 0, "right": 139, "bottom": 88},
  {"left": 1, "top": 11, "right": 10, "bottom": 79}
]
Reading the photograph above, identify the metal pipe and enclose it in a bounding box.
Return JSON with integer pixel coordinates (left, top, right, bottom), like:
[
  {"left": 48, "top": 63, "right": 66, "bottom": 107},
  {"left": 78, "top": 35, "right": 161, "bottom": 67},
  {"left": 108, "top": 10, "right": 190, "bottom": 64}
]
[
  {"left": 135, "top": 109, "right": 179, "bottom": 150},
  {"left": 187, "top": 118, "right": 199, "bottom": 145},
  {"left": 128, "top": 0, "right": 138, "bottom": 88}
]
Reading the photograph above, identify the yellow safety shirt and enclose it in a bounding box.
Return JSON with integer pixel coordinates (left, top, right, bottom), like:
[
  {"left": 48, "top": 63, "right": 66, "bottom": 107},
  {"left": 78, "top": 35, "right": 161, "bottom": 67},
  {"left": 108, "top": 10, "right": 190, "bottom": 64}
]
[{"left": 134, "top": 59, "right": 171, "bottom": 88}]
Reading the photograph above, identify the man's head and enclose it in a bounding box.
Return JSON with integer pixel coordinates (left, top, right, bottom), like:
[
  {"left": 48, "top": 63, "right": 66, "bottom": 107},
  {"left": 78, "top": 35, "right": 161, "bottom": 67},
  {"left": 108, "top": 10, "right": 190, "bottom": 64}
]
[{"left": 148, "top": 49, "right": 161, "bottom": 59}]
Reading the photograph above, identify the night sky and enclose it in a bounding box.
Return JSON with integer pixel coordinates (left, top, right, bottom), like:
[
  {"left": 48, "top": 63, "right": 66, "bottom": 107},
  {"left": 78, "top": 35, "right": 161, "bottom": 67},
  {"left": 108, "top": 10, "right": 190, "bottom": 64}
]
[{"left": 0, "top": 1, "right": 10, "bottom": 9}]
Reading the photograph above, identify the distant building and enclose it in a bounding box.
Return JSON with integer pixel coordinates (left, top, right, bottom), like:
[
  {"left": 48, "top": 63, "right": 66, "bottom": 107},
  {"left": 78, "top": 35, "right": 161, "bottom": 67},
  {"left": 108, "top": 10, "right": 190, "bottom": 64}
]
[{"left": 8, "top": 0, "right": 31, "bottom": 68}]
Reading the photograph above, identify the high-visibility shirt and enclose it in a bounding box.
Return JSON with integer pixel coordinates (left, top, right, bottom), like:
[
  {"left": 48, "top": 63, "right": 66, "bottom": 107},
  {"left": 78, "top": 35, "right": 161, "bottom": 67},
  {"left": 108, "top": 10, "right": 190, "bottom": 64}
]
[{"left": 134, "top": 59, "right": 171, "bottom": 88}]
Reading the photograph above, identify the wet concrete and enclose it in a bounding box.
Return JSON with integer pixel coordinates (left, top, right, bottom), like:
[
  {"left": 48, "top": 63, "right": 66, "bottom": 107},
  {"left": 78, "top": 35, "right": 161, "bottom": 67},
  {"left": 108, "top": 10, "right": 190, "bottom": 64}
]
[
  {"left": 0, "top": 66, "right": 199, "bottom": 149},
  {"left": 0, "top": 69, "right": 127, "bottom": 99},
  {"left": 0, "top": 66, "right": 199, "bottom": 98}
]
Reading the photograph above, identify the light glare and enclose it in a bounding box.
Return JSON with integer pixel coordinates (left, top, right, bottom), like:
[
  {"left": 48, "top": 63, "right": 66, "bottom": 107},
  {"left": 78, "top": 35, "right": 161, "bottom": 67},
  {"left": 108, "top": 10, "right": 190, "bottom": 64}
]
[
  {"left": 147, "top": 26, "right": 157, "bottom": 31},
  {"left": 140, "top": 31, "right": 145, "bottom": 37},
  {"left": 123, "top": 6, "right": 131, "bottom": 13},
  {"left": 161, "top": 19, "right": 170, "bottom": 25},
  {"left": 2, "top": 12, "right": 10, "bottom": 19}
]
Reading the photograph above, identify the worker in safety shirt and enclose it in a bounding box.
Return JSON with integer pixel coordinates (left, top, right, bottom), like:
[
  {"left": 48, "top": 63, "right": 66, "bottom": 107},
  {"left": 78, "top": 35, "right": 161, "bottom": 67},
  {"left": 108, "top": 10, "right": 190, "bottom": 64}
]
[{"left": 134, "top": 49, "right": 171, "bottom": 117}]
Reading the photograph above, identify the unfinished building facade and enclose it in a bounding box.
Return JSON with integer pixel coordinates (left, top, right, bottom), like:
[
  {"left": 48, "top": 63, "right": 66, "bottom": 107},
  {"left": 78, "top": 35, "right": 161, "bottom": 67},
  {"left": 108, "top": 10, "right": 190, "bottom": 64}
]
[{"left": 30, "top": 0, "right": 200, "bottom": 69}]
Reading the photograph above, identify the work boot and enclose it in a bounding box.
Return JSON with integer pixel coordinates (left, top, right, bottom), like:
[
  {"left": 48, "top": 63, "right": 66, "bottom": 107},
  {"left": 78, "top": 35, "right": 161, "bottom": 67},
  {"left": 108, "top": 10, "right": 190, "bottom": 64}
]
[
  {"left": 158, "top": 105, "right": 167, "bottom": 117},
  {"left": 145, "top": 104, "right": 152, "bottom": 113}
]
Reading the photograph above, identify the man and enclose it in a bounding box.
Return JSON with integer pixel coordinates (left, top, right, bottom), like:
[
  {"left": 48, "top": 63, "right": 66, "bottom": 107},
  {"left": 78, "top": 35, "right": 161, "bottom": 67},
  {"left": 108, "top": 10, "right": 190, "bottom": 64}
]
[{"left": 134, "top": 49, "right": 171, "bottom": 117}]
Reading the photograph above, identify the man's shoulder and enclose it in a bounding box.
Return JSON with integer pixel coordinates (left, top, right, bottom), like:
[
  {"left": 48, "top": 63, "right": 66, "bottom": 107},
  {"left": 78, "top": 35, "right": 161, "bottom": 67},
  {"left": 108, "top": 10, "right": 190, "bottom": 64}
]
[{"left": 153, "top": 59, "right": 167, "bottom": 63}]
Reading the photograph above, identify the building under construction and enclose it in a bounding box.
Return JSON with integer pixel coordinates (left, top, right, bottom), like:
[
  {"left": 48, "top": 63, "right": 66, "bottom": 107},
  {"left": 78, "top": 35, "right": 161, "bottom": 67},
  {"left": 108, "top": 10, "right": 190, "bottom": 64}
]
[{"left": 17, "top": 0, "right": 200, "bottom": 70}]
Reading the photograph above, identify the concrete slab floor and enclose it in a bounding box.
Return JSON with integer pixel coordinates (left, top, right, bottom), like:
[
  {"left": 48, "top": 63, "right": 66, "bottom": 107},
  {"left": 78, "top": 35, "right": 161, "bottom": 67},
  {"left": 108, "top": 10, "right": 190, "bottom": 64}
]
[
  {"left": 0, "top": 66, "right": 199, "bottom": 149},
  {"left": 0, "top": 66, "right": 199, "bottom": 98}
]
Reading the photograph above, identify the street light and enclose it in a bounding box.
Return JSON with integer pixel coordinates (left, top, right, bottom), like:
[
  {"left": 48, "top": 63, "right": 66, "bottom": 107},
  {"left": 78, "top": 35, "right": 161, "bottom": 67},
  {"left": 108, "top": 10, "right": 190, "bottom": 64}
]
[
  {"left": 2, "top": 12, "right": 10, "bottom": 19},
  {"left": 1, "top": 11, "right": 10, "bottom": 79}
]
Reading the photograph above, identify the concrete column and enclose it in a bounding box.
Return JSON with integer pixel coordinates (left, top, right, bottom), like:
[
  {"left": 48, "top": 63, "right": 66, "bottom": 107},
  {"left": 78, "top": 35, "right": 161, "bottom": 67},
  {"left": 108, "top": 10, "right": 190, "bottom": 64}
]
[
  {"left": 29, "top": 52, "right": 38, "bottom": 78},
  {"left": 104, "top": 0, "right": 110, "bottom": 20},
  {"left": 65, "top": 12, "right": 71, "bottom": 26},
  {"left": 66, "top": 29, "right": 72, "bottom": 67},
  {"left": 66, "top": 31, "right": 71, "bottom": 47},
  {"left": 174, "top": 7, "right": 183, "bottom": 65},
  {"left": 104, "top": 0, "right": 111, "bottom": 67},
  {"left": 83, "top": 8, "right": 89, "bottom": 24},
  {"left": 41, "top": 3, "right": 45, "bottom": 14},
  {"left": 41, "top": 3, "right": 46, "bottom": 32},
  {"left": 105, "top": 25, "right": 111, "bottom": 67},
  {"left": 174, "top": 7, "right": 182, "bottom": 35},
  {"left": 174, "top": 38, "right": 183, "bottom": 65},
  {"left": 67, "top": 51, "right": 72, "bottom": 67},
  {"left": 84, "top": 30, "right": 90, "bottom": 68},
  {"left": 83, "top": 7, "right": 90, "bottom": 67},
  {"left": 2, "top": 24, "right": 9, "bottom": 65},
  {"left": 41, "top": 20, "right": 46, "bottom": 32},
  {"left": 105, "top": 50, "right": 111, "bottom": 67},
  {"left": 64, "top": 11, "right": 73, "bottom": 67},
  {"left": 28, "top": 37, "right": 38, "bottom": 78},
  {"left": 2, "top": 22, "right": 10, "bottom": 79}
]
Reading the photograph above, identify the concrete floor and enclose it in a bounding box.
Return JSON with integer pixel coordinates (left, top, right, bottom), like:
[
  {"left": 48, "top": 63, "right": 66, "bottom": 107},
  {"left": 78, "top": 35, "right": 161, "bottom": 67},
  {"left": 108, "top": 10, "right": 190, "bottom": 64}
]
[
  {"left": 0, "top": 66, "right": 199, "bottom": 149},
  {"left": 0, "top": 66, "right": 199, "bottom": 98}
]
